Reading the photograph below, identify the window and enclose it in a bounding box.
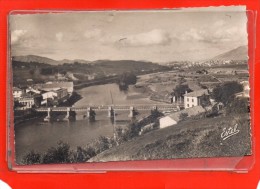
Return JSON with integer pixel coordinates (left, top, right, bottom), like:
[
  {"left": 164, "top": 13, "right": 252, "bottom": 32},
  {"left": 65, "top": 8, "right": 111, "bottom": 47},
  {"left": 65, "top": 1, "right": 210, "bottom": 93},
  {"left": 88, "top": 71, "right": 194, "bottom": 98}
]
[
  {"left": 187, "top": 98, "right": 189, "bottom": 102},
  {"left": 187, "top": 104, "right": 189, "bottom": 107},
  {"left": 192, "top": 98, "right": 194, "bottom": 102}
]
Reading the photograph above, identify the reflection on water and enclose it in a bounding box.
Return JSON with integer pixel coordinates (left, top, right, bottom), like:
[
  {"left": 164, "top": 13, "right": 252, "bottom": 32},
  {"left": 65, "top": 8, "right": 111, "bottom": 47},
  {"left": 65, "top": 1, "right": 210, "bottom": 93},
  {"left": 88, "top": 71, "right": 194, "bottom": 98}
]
[
  {"left": 15, "top": 114, "right": 115, "bottom": 164},
  {"left": 15, "top": 83, "right": 163, "bottom": 164},
  {"left": 74, "top": 83, "right": 157, "bottom": 107}
]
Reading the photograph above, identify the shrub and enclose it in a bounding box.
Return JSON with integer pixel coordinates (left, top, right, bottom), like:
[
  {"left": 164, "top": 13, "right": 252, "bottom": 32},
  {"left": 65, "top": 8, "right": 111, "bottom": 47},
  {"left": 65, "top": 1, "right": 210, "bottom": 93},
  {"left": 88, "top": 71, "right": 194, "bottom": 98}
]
[
  {"left": 211, "top": 81, "right": 243, "bottom": 106},
  {"left": 226, "top": 98, "right": 249, "bottom": 115},
  {"left": 42, "top": 141, "right": 73, "bottom": 164},
  {"left": 21, "top": 150, "right": 42, "bottom": 165}
]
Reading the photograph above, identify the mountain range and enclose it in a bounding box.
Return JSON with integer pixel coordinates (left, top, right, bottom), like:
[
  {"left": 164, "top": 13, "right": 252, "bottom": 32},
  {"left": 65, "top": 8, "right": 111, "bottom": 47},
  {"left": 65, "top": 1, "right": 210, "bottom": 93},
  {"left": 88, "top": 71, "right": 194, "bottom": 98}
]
[{"left": 12, "top": 45, "right": 248, "bottom": 65}]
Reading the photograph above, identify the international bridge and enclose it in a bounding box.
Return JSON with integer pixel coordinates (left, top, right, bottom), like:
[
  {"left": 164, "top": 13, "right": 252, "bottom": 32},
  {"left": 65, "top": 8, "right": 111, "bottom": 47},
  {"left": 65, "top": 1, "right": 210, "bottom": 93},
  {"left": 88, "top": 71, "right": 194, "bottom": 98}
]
[{"left": 35, "top": 104, "right": 182, "bottom": 121}]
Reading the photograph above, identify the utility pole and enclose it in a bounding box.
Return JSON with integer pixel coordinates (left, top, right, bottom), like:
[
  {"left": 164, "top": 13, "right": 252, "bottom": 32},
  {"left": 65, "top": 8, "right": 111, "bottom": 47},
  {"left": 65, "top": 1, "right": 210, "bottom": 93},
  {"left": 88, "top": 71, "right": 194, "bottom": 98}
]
[{"left": 110, "top": 90, "right": 116, "bottom": 139}]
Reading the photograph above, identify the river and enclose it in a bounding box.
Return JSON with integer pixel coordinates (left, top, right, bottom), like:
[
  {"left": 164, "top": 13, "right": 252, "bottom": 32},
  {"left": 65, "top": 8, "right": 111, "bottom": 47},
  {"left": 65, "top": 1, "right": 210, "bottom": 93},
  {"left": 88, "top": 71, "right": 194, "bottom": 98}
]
[{"left": 15, "top": 83, "right": 164, "bottom": 164}]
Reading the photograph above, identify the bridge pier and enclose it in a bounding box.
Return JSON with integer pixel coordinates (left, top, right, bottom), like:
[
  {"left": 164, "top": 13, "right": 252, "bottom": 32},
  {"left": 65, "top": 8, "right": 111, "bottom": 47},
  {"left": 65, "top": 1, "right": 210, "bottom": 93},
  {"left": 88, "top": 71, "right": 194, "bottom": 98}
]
[
  {"left": 44, "top": 108, "right": 51, "bottom": 122},
  {"left": 87, "top": 107, "right": 96, "bottom": 121},
  {"left": 128, "top": 106, "right": 135, "bottom": 118},
  {"left": 108, "top": 106, "right": 114, "bottom": 118},
  {"left": 64, "top": 107, "right": 71, "bottom": 121}
]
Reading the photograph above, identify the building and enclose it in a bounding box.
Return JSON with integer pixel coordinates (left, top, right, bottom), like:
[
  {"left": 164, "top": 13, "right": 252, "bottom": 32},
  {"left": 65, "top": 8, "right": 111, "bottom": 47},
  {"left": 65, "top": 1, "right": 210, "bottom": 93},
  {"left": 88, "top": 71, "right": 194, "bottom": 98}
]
[
  {"left": 54, "top": 88, "right": 69, "bottom": 101},
  {"left": 34, "top": 81, "right": 74, "bottom": 95},
  {"left": 26, "top": 87, "right": 41, "bottom": 94},
  {"left": 184, "top": 89, "right": 209, "bottom": 109},
  {"left": 235, "top": 81, "right": 250, "bottom": 99},
  {"left": 159, "top": 113, "right": 180, "bottom": 129},
  {"left": 13, "top": 87, "right": 23, "bottom": 98},
  {"left": 159, "top": 105, "right": 206, "bottom": 129},
  {"left": 16, "top": 96, "right": 35, "bottom": 110},
  {"left": 41, "top": 91, "right": 57, "bottom": 105}
]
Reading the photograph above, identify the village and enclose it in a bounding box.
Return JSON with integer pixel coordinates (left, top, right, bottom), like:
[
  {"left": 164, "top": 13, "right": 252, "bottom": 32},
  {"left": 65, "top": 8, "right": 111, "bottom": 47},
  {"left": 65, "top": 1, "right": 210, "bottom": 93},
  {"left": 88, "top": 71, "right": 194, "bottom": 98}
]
[
  {"left": 12, "top": 65, "right": 250, "bottom": 133},
  {"left": 13, "top": 81, "right": 74, "bottom": 111}
]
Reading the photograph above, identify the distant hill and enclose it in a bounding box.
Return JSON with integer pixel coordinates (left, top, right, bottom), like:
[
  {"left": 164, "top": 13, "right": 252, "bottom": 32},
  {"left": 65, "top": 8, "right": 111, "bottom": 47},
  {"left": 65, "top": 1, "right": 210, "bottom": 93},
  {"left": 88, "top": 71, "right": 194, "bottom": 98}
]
[
  {"left": 212, "top": 45, "right": 248, "bottom": 61},
  {"left": 12, "top": 55, "right": 168, "bottom": 86},
  {"left": 12, "top": 55, "right": 58, "bottom": 65},
  {"left": 12, "top": 55, "right": 90, "bottom": 65}
]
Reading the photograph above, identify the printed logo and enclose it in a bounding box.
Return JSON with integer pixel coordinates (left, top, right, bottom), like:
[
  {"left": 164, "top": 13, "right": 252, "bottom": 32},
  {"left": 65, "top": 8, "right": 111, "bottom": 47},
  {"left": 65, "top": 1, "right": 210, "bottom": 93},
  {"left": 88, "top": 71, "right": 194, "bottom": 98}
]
[{"left": 221, "top": 124, "right": 240, "bottom": 140}]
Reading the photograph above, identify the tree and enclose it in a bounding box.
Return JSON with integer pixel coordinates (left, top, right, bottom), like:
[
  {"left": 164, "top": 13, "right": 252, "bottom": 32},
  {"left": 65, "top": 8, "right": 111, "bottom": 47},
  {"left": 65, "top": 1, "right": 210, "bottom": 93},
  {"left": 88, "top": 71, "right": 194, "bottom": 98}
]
[
  {"left": 118, "top": 72, "right": 137, "bottom": 91},
  {"left": 211, "top": 81, "right": 243, "bottom": 106},
  {"left": 73, "top": 146, "right": 96, "bottom": 162},
  {"left": 42, "top": 141, "right": 72, "bottom": 164},
  {"left": 93, "top": 136, "right": 110, "bottom": 154},
  {"left": 226, "top": 98, "right": 249, "bottom": 115},
  {"left": 151, "top": 108, "right": 163, "bottom": 118},
  {"left": 121, "top": 122, "right": 141, "bottom": 140},
  {"left": 21, "top": 150, "right": 41, "bottom": 165},
  {"left": 179, "top": 112, "right": 188, "bottom": 120},
  {"left": 172, "top": 84, "right": 192, "bottom": 102},
  {"left": 200, "top": 94, "right": 211, "bottom": 108}
]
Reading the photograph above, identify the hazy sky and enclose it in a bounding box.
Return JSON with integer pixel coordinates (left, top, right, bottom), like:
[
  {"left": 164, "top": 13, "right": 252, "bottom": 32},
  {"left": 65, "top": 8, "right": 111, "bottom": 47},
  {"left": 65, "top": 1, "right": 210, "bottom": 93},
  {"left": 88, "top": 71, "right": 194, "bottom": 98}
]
[{"left": 10, "top": 6, "right": 248, "bottom": 63}]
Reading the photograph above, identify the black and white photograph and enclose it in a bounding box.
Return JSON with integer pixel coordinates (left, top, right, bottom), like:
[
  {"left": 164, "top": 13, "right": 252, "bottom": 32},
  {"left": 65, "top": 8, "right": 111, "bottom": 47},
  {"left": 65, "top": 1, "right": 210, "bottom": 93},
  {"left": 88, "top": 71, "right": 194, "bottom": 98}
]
[{"left": 10, "top": 7, "right": 251, "bottom": 165}]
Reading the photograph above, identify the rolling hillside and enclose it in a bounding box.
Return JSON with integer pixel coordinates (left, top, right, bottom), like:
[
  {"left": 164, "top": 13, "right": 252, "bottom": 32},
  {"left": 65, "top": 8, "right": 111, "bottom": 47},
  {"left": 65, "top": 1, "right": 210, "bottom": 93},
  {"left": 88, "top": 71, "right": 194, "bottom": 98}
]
[
  {"left": 12, "top": 55, "right": 168, "bottom": 86},
  {"left": 212, "top": 45, "right": 248, "bottom": 61},
  {"left": 89, "top": 114, "right": 251, "bottom": 162}
]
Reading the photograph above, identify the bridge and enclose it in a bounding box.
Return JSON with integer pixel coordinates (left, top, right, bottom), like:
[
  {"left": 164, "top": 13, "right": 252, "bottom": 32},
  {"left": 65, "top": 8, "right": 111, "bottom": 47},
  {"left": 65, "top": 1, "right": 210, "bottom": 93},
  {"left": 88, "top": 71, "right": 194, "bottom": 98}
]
[{"left": 35, "top": 104, "right": 183, "bottom": 121}]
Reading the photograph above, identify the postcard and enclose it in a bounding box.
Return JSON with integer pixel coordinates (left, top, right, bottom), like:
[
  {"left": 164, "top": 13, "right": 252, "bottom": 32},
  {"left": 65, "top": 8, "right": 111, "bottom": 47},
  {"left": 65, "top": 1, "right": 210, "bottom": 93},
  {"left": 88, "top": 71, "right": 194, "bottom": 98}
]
[{"left": 9, "top": 6, "right": 251, "bottom": 164}]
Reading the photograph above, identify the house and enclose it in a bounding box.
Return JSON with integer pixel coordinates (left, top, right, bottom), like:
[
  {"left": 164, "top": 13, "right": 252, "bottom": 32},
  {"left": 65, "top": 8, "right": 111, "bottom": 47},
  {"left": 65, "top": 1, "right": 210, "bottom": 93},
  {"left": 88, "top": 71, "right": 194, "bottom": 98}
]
[
  {"left": 16, "top": 96, "right": 35, "bottom": 110},
  {"left": 26, "top": 87, "right": 41, "bottom": 94},
  {"left": 13, "top": 87, "right": 23, "bottom": 98},
  {"left": 159, "top": 113, "right": 180, "bottom": 129},
  {"left": 41, "top": 91, "right": 57, "bottom": 105},
  {"left": 34, "top": 81, "right": 74, "bottom": 95},
  {"left": 235, "top": 81, "right": 250, "bottom": 99},
  {"left": 159, "top": 105, "right": 206, "bottom": 129},
  {"left": 184, "top": 89, "right": 209, "bottom": 109},
  {"left": 54, "top": 88, "right": 69, "bottom": 101}
]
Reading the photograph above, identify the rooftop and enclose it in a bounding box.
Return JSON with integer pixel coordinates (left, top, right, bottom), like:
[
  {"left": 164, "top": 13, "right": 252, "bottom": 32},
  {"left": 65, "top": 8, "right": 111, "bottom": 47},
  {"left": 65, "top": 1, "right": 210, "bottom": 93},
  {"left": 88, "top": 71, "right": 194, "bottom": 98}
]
[
  {"left": 184, "top": 89, "right": 209, "bottom": 97},
  {"left": 13, "top": 87, "right": 22, "bottom": 91},
  {"left": 167, "top": 105, "right": 206, "bottom": 122}
]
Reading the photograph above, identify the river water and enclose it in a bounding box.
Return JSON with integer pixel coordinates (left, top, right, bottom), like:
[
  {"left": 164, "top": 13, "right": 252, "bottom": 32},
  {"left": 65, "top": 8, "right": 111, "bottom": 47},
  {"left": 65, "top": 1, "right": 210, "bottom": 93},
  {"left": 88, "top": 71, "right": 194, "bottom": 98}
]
[{"left": 15, "top": 83, "right": 163, "bottom": 164}]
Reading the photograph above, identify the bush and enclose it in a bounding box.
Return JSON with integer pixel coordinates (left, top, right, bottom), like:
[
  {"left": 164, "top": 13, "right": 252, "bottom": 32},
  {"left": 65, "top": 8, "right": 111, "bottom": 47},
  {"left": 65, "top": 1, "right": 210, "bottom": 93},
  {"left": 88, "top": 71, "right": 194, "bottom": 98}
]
[
  {"left": 212, "top": 81, "right": 243, "bottom": 106},
  {"left": 42, "top": 141, "right": 73, "bottom": 164},
  {"left": 226, "top": 98, "right": 249, "bottom": 115},
  {"left": 118, "top": 72, "right": 137, "bottom": 91},
  {"left": 179, "top": 112, "right": 188, "bottom": 120},
  {"left": 73, "top": 146, "right": 97, "bottom": 162},
  {"left": 21, "top": 150, "right": 41, "bottom": 165},
  {"left": 92, "top": 136, "right": 110, "bottom": 154}
]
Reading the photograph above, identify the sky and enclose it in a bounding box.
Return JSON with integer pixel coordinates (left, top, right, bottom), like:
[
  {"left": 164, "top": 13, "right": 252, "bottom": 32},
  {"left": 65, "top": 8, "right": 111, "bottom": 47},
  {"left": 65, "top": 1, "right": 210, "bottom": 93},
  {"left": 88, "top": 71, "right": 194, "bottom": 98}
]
[{"left": 9, "top": 6, "right": 248, "bottom": 63}]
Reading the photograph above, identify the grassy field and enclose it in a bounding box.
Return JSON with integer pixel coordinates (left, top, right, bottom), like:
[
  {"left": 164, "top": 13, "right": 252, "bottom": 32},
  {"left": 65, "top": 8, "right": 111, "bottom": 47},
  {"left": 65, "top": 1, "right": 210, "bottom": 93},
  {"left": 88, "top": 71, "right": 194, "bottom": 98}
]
[{"left": 89, "top": 113, "right": 251, "bottom": 162}]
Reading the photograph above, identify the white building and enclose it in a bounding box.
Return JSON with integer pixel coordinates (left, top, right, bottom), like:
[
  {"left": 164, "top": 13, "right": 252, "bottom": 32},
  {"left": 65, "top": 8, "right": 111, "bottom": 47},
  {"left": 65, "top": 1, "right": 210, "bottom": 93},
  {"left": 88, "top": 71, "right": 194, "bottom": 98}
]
[
  {"left": 159, "top": 113, "right": 180, "bottom": 129},
  {"left": 26, "top": 87, "right": 41, "bottom": 94},
  {"left": 34, "top": 81, "right": 74, "bottom": 94},
  {"left": 235, "top": 81, "right": 250, "bottom": 98},
  {"left": 159, "top": 106, "right": 206, "bottom": 129},
  {"left": 16, "top": 97, "right": 35, "bottom": 110},
  {"left": 184, "top": 89, "right": 209, "bottom": 109},
  {"left": 13, "top": 87, "right": 23, "bottom": 98}
]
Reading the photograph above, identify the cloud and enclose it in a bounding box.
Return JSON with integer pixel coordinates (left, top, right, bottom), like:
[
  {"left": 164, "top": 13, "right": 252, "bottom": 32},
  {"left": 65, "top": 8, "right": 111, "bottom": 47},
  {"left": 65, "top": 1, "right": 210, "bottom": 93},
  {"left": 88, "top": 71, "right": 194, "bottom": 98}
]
[
  {"left": 115, "top": 29, "right": 171, "bottom": 47},
  {"left": 56, "top": 32, "right": 63, "bottom": 42},
  {"left": 11, "top": 30, "right": 27, "bottom": 45},
  {"left": 179, "top": 25, "right": 245, "bottom": 44},
  {"left": 84, "top": 28, "right": 101, "bottom": 39}
]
